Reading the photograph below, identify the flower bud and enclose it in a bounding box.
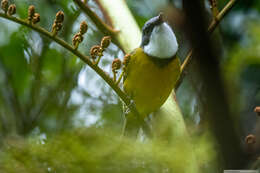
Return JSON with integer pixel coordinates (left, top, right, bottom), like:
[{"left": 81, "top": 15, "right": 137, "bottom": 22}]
[
  {"left": 255, "top": 106, "right": 260, "bottom": 116},
  {"left": 112, "top": 58, "right": 122, "bottom": 72},
  {"left": 52, "top": 22, "right": 62, "bottom": 32},
  {"left": 72, "top": 33, "right": 84, "bottom": 48},
  {"left": 56, "top": 22, "right": 63, "bottom": 31},
  {"left": 79, "top": 21, "right": 88, "bottom": 35},
  {"left": 55, "top": 11, "right": 64, "bottom": 23},
  {"left": 245, "top": 134, "right": 256, "bottom": 145},
  {"left": 28, "top": 5, "right": 35, "bottom": 21},
  {"left": 32, "top": 13, "right": 40, "bottom": 24},
  {"left": 123, "top": 54, "right": 130, "bottom": 67},
  {"left": 7, "top": 4, "right": 15, "bottom": 15},
  {"left": 101, "top": 36, "right": 111, "bottom": 49},
  {"left": 90, "top": 45, "right": 101, "bottom": 60},
  {"left": 1, "top": 0, "right": 8, "bottom": 13}
]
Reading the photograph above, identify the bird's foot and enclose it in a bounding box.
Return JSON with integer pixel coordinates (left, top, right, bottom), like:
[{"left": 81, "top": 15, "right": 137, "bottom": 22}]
[{"left": 124, "top": 99, "right": 136, "bottom": 115}]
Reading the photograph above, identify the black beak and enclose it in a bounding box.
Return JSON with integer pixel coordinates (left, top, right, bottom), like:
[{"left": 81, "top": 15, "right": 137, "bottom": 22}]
[
  {"left": 158, "top": 12, "right": 164, "bottom": 24},
  {"left": 153, "top": 12, "right": 164, "bottom": 26}
]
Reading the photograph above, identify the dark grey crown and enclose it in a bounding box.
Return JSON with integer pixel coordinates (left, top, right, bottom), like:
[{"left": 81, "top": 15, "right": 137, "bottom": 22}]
[{"left": 140, "top": 13, "right": 164, "bottom": 48}]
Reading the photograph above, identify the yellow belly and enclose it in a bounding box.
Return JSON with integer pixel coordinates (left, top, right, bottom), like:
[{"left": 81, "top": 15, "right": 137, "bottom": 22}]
[{"left": 123, "top": 48, "right": 181, "bottom": 117}]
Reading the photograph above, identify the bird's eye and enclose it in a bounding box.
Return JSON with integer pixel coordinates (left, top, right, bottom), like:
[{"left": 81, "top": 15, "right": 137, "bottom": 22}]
[{"left": 143, "top": 28, "right": 150, "bottom": 35}]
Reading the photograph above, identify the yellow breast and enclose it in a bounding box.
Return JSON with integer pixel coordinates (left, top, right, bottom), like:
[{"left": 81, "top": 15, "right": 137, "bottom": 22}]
[{"left": 123, "top": 48, "right": 181, "bottom": 117}]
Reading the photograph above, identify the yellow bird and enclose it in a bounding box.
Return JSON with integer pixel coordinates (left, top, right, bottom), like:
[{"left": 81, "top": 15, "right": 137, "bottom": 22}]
[{"left": 123, "top": 13, "right": 181, "bottom": 136}]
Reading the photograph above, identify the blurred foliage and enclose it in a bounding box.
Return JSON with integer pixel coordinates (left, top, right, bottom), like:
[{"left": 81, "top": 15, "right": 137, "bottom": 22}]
[
  {"left": 0, "top": 0, "right": 123, "bottom": 136},
  {"left": 0, "top": 0, "right": 259, "bottom": 172},
  {"left": 223, "top": 20, "right": 260, "bottom": 135},
  {"left": 0, "top": 128, "right": 217, "bottom": 173}
]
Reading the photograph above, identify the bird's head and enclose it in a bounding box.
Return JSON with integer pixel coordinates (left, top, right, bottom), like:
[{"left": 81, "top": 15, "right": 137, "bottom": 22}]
[{"left": 141, "top": 13, "right": 178, "bottom": 59}]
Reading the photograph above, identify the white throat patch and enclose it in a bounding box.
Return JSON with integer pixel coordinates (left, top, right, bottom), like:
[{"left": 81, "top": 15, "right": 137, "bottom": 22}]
[{"left": 143, "top": 23, "right": 178, "bottom": 59}]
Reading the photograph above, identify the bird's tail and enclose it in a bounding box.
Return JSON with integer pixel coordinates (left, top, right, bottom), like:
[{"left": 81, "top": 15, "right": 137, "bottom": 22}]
[
  {"left": 122, "top": 111, "right": 152, "bottom": 139},
  {"left": 122, "top": 112, "right": 141, "bottom": 138}
]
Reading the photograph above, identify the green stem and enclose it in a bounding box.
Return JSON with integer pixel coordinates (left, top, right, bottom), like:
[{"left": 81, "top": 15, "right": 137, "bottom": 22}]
[
  {"left": 52, "top": 28, "right": 57, "bottom": 37},
  {"left": 113, "top": 71, "right": 116, "bottom": 82},
  {"left": 116, "top": 71, "right": 124, "bottom": 85},
  {"left": 95, "top": 55, "right": 102, "bottom": 66},
  {"left": 74, "top": 41, "right": 79, "bottom": 50},
  {"left": 208, "top": 0, "right": 219, "bottom": 17}
]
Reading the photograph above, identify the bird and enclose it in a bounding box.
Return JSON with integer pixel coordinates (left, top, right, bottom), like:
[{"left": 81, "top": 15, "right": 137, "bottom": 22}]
[{"left": 122, "top": 13, "right": 181, "bottom": 137}]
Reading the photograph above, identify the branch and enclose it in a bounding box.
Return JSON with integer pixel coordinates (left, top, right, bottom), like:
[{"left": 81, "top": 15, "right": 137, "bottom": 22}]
[
  {"left": 0, "top": 13, "right": 139, "bottom": 117},
  {"left": 73, "top": 0, "right": 118, "bottom": 36},
  {"left": 73, "top": 0, "right": 138, "bottom": 53},
  {"left": 177, "top": 0, "right": 238, "bottom": 89},
  {"left": 183, "top": 0, "right": 245, "bottom": 168}
]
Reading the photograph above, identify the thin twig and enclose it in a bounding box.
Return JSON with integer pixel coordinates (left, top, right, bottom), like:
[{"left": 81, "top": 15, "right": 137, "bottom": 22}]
[
  {"left": 73, "top": 0, "right": 123, "bottom": 51},
  {"left": 176, "top": 0, "right": 238, "bottom": 89},
  {"left": 208, "top": 0, "right": 219, "bottom": 17},
  {"left": 0, "top": 13, "right": 139, "bottom": 117},
  {"left": 73, "top": 0, "right": 118, "bottom": 36},
  {"left": 182, "top": 0, "right": 245, "bottom": 168},
  {"left": 113, "top": 71, "right": 116, "bottom": 82},
  {"left": 95, "top": 55, "right": 102, "bottom": 66},
  {"left": 116, "top": 71, "right": 124, "bottom": 85}
]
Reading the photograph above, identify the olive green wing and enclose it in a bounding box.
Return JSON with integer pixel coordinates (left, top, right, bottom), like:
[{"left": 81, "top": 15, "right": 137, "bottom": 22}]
[{"left": 123, "top": 49, "right": 136, "bottom": 83}]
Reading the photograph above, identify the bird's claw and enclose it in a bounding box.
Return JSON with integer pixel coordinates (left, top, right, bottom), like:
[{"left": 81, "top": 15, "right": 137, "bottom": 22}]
[{"left": 124, "top": 100, "right": 136, "bottom": 115}]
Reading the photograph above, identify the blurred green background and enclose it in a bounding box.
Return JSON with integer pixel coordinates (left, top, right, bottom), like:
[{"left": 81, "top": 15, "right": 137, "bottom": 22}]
[{"left": 0, "top": 0, "right": 259, "bottom": 172}]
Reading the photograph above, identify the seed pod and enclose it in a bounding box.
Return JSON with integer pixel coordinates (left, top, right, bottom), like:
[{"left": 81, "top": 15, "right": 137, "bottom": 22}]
[
  {"left": 52, "top": 11, "right": 64, "bottom": 35},
  {"left": 245, "top": 134, "right": 256, "bottom": 145},
  {"left": 55, "top": 11, "right": 64, "bottom": 23},
  {"left": 112, "top": 58, "right": 122, "bottom": 72},
  {"left": 72, "top": 33, "right": 83, "bottom": 47},
  {"left": 32, "top": 13, "right": 40, "bottom": 24},
  {"left": 52, "top": 22, "right": 62, "bottom": 33},
  {"left": 90, "top": 45, "right": 101, "bottom": 60},
  {"left": 7, "top": 4, "right": 15, "bottom": 15},
  {"left": 101, "top": 36, "right": 111, "bottom": 49},
  {"left": 208, "top": 0, "right": 217, "bottom": 9},
  {"left": 123, "top": 54, "right": 130, "bottom": 67},
  {"left": 79, "top": 21, "right": 88, "bottom": 35},
  {"left": 28, "top": 5, "right": 35, "bottom": 21},
  {"left": 1, "top": 0, "right": 8, "bottom": 13},
  {"left": 255, "top": 107, "right": 260, "bottom": 116},
  {"left": 56, "top": 22, "right": 63, "bottom": 31}
]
